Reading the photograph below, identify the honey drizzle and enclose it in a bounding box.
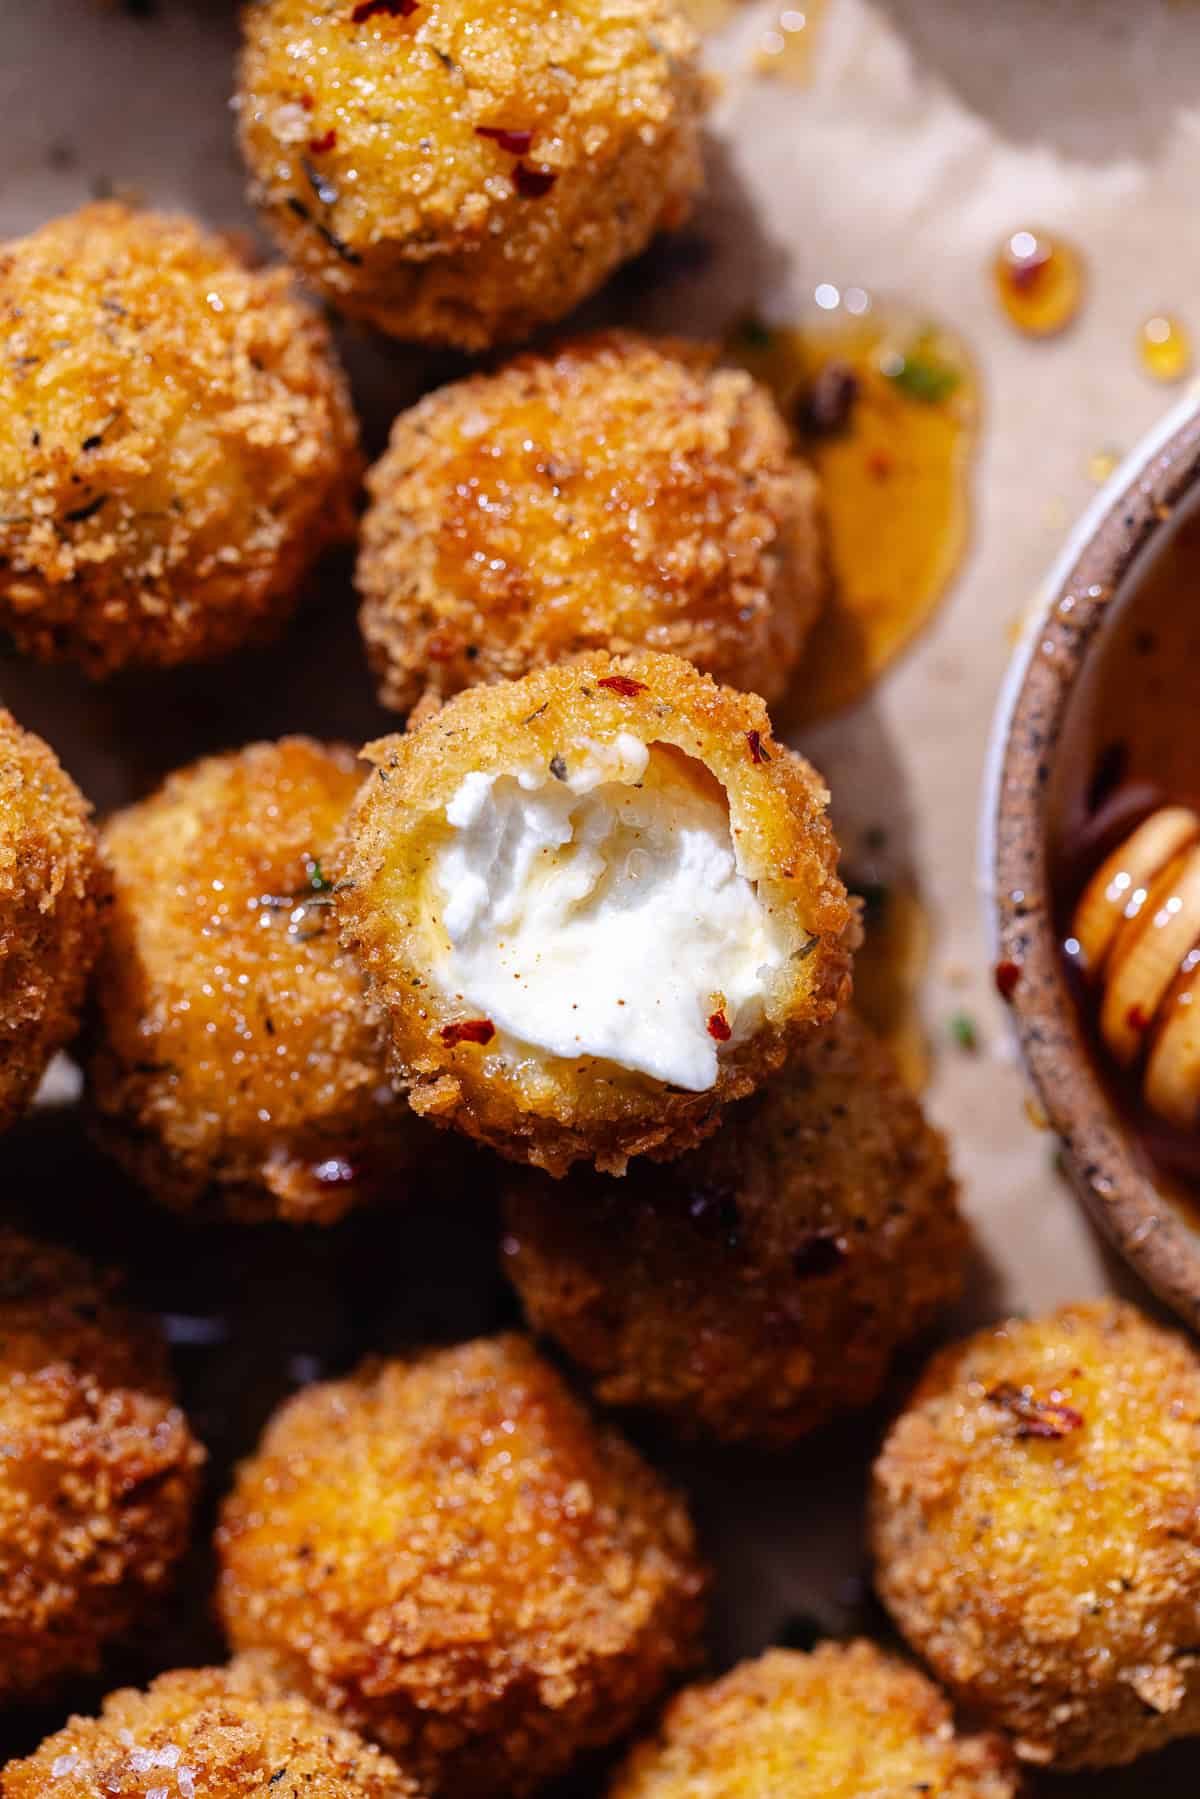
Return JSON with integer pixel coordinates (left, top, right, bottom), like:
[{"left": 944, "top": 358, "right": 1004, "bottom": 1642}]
[{"left": 728, "top": 301, "right": 978, "bottom": 722}]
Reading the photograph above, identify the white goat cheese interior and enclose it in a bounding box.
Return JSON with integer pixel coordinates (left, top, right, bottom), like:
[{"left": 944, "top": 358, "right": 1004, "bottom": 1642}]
[{"left": 432, "top": 734, "right": 789, "bottom": 1089}]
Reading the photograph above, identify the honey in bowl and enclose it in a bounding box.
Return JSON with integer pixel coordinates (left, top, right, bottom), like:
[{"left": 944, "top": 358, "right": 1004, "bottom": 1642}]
[
  {"left": 727, "top": 293, "right": 979, "bottom": 722},
  {"left": 1050, "top": 498, "right": 1200, "bottom": 1204}
]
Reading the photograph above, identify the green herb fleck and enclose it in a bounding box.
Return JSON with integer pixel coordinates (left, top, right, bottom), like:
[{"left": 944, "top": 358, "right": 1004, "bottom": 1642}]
[
  {"left": 305, "top": 857, "right": 330, "bottom": 893},
  {"left": 949, "top": 1011, "right": 979, "bottom": 1053},
  {"left": 882, "top": 333, "right": 961, "bottom": 405}
]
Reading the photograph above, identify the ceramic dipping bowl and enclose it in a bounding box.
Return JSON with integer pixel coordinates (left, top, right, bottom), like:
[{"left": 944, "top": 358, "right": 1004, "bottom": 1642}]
[{"left": 987, "top": 390, "right": 1200, "bottom": 1330}]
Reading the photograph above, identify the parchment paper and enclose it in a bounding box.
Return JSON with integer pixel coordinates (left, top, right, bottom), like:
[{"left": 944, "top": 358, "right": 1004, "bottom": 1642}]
[{"left": 6, "top": 1, "right": 1200, "bottom": 1789}]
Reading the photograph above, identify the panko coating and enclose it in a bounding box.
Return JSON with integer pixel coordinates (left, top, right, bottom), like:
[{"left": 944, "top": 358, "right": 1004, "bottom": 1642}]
[
  {"left": 608, "top": 1640, "right": 1019, "bottom": 1799},
  {"left": 2, "top": 1657, "right": 423, "bottom": 1799},
  {"left": 0, "top": 709, "right": 105, "bottom": 1131},
  {"left": 236, "top": 0, "right": 705, "bottom": 350},
  {"left": 0, "top": 203, "right": 360, "bottom": 676},
  {"left": 871, "top": 1299, "right": 1200, "bottom": 1769},
  {"left": 357, "top": 332, "right": 825, "bottom": 715},
  {"left": 335, "top": 651, "right": 854, "bottom": 1176},
  {"left": 217, "top": 1333, "right": 707, "bottom": 1798},
  {"left": 87, "top": 738, "right": 428, "bottom": 1225},
  {"left": 501, "top": 1010, "right": 964, "bottom": 1445},
  {"left": 0, "top": 1228, "right": 203, "bottom": 1705}
]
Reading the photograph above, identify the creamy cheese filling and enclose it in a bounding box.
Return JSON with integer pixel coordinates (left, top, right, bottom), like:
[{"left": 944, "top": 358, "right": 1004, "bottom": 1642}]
[{"left": 431, "top": 734, "right": 788, "bottom": 1090}]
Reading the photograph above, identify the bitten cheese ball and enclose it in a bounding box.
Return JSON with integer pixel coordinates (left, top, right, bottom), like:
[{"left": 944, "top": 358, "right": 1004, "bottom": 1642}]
[
  {"left": 0, "top": 203, "right": 360, "bottom": 675},
  {"left": 357, "top": 333, "right": 824, "bottom": 714},
  {"left": 1, "top": 1657, "right": 423, "bottom": 1799},
  {"left": 872, "top": 1300, "right": 1200, "bottom": 1770},
  {"left": 236, "top": 0, "right": 705, "bottom": 350},
  {"left": 88, "top": 739, "right": 425, "bottom": 1225},
  {"left": 217, "top": 1334, "right": 706, "bottom": 1798},
  {"left": 336, "top": 651, "right": 854, "bottom": 1175},
  {"left": 608, "top": 1641, "right": 1019, "bottom": 1799},
  {"left": 502, "top": 1011, "right": 964, "bottom": 1445},
  {"left": 0, "top": 709, "right": 105, "bottom": 1130},
  {"left": 0, "top": 1229, "right": 203, "bottom": 1704}
]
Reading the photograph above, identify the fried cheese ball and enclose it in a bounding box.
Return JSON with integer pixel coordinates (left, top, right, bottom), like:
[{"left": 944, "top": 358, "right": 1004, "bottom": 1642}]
[
  {"left": 0, "top": 709, "right": 105, "bottom": 1131},
  {"left": 0, "top": 203, "right": 360, "bottom": 675},
  {"left": 2, "top": 1657, "right": 423, "bottom": 1799},
  {"left": 608, "top": 1641, "right": 1019, "bottom": 1799},
  {"left": 501, "top": 1011, "right": 964, "bottom": 1445},
  {"left": 236, "top": 0, "right": 705, "bottom": 349},
  {"left": 357, "top": 333, "right": 824, "bottom": 715},
  {"left": 0, "top": 1229, "right": 203, "bottom": 1705},
  {"left": 872, "top": 1299, "right": 1200, "bottom": 1770},
  {"left": 217, "top": 1334, "right": 707, "bottom": 1798},
  {"left": 87, "top": 738, "right": 424, "bottom": 1225},
  {"left": 336, "top": 651, "right": 854, "bottom": 1176}
]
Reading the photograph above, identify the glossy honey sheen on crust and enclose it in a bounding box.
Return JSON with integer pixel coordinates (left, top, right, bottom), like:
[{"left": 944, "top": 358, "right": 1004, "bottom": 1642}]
[
  {"left": 0, "top": 204, "right": 360, "bottom": 675},
  {"left": 0, "top": 1230, "right": 203, "bottom": 1705},
  {"left": 237, "top": 0, "right": 705, "bottom": 349},
  {"left": 608, "top": 1641, "right": 1019, "bottom": 1799},
  {"left": 217, "top": 1334, "right": 707, "bottom": 1799},
  {"left": 2, "top": 1657, "right": 423, "bottom": 1799},
  {"left": 0, "top": 709, "right": 106, "bottom": 1131},
  {"left": 872, "top": 1300, "right": 1200, "bottom": 1769},
  {"left": 87, "top": 739, "right": 426, "bottom": 1224},
  {"left": 336, "top": 651, "right": 854, "bottom": 1176},
  {"left": 501, "top": 1011, "right": 964, "bottom": 1445},
  {"left": 358, "top": 332, "right": 824, "bottom": 713}
]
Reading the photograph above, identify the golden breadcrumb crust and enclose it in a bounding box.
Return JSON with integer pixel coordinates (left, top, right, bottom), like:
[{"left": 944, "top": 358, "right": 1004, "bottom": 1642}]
[
  {"left": 217, "top": 1334, "right": 707, "bottom": 1798},
  {"left": 608, "top": 1641, "right": 1019, "bottom": 1799},
  {"left": 2, "top": 1656, "right": 423, "bottom": 1799},
  {"left": 358, "top": 332, "right": 824, "bottom": 714},
  {"left": 501, "top": 1011, "right": 964, "bottom": 1445},
  {"left": 0, "top": 709, "right": 105, "bottom": 1130},
  {"left": 0, "top": 203, "right": 360, "bottom": 675},
  {"left": 0, "top": 1229, "right": 203, "bottom": 1705},
  {"left": 236, "top": 0, "right": 705, "bottom": 349},
  {"left": 87, "top": 738, "right": 428, "bottom": 1225},
  {"left": 871, "top": 1300, "right": 1200, "bottom": 1770},
  {"left": 336, "top": 650, "right": 854, "bottom": 1176}
]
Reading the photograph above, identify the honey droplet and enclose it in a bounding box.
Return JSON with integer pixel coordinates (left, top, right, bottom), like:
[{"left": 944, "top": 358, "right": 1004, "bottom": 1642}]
[
  {"left": 752, "top": 0, "right": 827, "bottom": 80},
  {"left": 1087, "top": 446, "right": 1122, "bottom": 486},
  {"left": 1138, "top": 313, "right": 1193, "bottom": 385},
  {"left": 993, "top": 228, "right": 1085, "bottom": 338}
]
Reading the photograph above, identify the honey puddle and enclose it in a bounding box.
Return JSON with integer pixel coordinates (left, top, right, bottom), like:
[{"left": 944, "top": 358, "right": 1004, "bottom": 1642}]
[
  {"left": 850, "top": 875, "right": 932, "bottom": 1092},
  {"left": 678, "top": 0, "right": 827, "bottom": 82},
  {"left": 728, "top": 302, "right": 978, "bottom": 722}
]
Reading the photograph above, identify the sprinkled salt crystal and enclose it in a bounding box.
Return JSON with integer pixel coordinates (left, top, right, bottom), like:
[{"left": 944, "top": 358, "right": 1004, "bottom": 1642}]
[
  {"left": 146, "top": 1786, "right": 170, "bottom": 1799},
  {"left": 51, "top": 1755, "right": 79, "bottom": 1779},
  {"left": 177, "top": 1768, "right": 196, "bottom": 1799}
]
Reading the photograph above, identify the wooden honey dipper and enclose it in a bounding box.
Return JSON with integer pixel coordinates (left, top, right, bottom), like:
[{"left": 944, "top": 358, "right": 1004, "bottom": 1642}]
[{"left": 1072, "top": 806, "right": 1200, "bottom": 1130}]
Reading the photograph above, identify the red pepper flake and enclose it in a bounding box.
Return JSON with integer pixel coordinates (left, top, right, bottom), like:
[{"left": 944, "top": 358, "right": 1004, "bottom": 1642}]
[
  {"left": 300, "top": 92, "right": 315, "bottom": 111},
  {"left": 867, "top": 448, "right": 895, "bottom": 480},
  {"left": 1127, "top": 1003, "right": 1150, "bottom": 1033},
  {"left": 351, "top": 0, "right": 418, "bottom": 20},
  {"left": 514, "top": 162, "right": 557, "bottom": 199},
  {"left": 746, "top": 729, "right": 772, "bottom": 765},
  {"left": 597, "top": 674, "right": 648, "bottom": 697},
  {"left": 475, "top": 125, "right": 534, "bottom": 156},
  {"left": 707, "top": 1011, "right": 731, "bottom": 1042},
  {"left": 441, "top": 1018, "right": 495, "bottom": 1047},
  {"left": 308, "top": 128, "right": 338, "bottom": 153},
  {"left": 986, "top": 1381, "right": 1084, "bottom": 1440},
  {"left": 994, "top": 959, "right": 1022, "bottom": 1001}
]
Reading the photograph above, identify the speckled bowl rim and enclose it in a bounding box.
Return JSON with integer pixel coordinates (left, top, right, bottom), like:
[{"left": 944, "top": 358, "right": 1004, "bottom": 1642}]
[{"left": 983, "top": 387, "right": 1200, "bottom": 1330}]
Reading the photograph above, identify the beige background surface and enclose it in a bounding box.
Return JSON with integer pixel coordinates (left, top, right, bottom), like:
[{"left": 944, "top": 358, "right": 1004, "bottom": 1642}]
[{"left": 5, "top": 0, "right": 1200, "bottom": 1789}]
